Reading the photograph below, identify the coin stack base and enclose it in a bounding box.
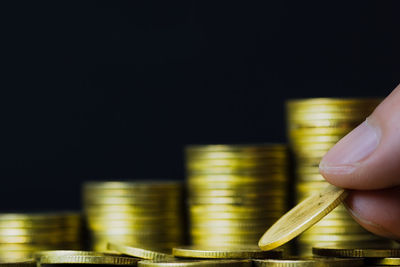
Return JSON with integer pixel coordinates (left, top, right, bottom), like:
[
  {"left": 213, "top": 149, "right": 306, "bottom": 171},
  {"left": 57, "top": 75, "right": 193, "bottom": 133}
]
[{"left": 83, "top": 181, "right": 186, "bottom": 252}]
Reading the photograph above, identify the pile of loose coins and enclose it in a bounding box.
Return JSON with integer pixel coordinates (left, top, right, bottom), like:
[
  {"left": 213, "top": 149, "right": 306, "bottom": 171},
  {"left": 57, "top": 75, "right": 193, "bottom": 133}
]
[
  {"left": 286, "top": 98, "right": 393, "bottom": 255},
  {"left": 28, "top": 244, "right": 400, "bottom": 266},
  {"left": 185, "top": 144, "right": 289, "bottom": 248},
  {"left": 83, "top": 181, "right": 186, "bottom": 252}
]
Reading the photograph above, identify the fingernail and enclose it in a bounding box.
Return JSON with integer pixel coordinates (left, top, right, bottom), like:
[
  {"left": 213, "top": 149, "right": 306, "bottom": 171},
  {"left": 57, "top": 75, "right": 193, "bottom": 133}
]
[{"left": 319, "top": 118, "right": 380, "bottom": 174}]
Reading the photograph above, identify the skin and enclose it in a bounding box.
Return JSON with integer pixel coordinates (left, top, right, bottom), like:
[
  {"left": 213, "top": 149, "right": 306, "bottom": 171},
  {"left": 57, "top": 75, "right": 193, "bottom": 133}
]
[{"left": 319, "top": 84, "right": 400, "bottom": 240}]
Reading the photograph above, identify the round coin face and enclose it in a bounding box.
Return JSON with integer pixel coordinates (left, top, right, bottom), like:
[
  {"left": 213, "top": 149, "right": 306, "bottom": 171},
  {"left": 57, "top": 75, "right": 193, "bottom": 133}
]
[
  {"left": 312, "top": 247, "right": 400, "bottom": 258},
  {"left": 138, "top": 259, "right": 252, "bottom": 267},
  {"left": 258, "top": 184, "right": 347, "bottom": 251},
  {"left": 172, "top": 246, "right": 282, "bottom": 259}
]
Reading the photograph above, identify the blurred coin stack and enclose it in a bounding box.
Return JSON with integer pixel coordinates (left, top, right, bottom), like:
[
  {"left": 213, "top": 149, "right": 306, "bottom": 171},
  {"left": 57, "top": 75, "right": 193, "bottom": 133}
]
[
  {"left": 83, "top": 181, "right": 186, "bottom": 252},
  {"left": 185, "top": 144, "right": 289, "bottom": 247},
  {"left": 0, "top": 212, "right": 82, "bottom": 259},
  {"left": 286, "top": 98, "right": 392, "bottom": 255}
]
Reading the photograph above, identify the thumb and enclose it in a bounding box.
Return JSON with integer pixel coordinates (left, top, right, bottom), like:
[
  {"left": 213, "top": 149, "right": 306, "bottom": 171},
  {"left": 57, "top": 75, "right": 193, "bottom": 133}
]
[
  {"left": 320, "top": 85, "right": 400, "bottom": 190},
  {"left": 319, "top": 84, "right": 400, "bottom": 239}
]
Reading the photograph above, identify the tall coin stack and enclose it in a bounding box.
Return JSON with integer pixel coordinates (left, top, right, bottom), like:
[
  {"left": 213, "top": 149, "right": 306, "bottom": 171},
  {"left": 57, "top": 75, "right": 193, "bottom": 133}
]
[
  {"left": 0, "top": 212, "right": 82, "bottom": 259},
  {"left": 185, "top": 144, "right": 289, "bottom": 247},
  {"left": 286, "top": 98, "right": 392, "bottom": 255},
  {"left": 83, "top": 181, "right": 186, "bottom": 252}
]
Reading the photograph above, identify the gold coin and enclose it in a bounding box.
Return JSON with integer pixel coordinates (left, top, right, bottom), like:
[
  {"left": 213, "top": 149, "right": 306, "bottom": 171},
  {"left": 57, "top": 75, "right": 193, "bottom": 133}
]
[
  {"left": 91, "top": 228, "right": 183, "bottom": 236},
  {"left": 312, "top": 247, "right": 400, "bottom": 258},
  {"left": 190, "top": 229, "right": 264, "bottom": 236},
  {"left": 258, "top": 184, "right": 347, "bottom": 250},
  {"left": 88, "top": 221, "right": 183, "bottom": 231},
  {"left": 83, "top": 197, "right": 182, "bottom": 206},
  {"left": 172, "top": 245, "right": 282, "bottom": 259},
  {"left": 0, "top": 227, "right": 81, "bottom": 236},
  {"left": 189, "top": 241, "right": 258, "bottom": 247},
  {"left": 138, "top": 259, "right": 252, "bottom": 267},
  {"left": 91, "top": 235, "right": 185, "bottom": 245},
  {"left": 0, "top": 233, "right": 81, "bottom": 244},
  {"left": 286, "top": 97, "right": 380, "bottom": 106},
  {"left": 0, "top": 259, "right": 36, "bottom": 267},
  {"left": 186, "top": 144, "right": 287, "bottom": 153},
  {"left": 187, "top": 157, "right": 288, "bottom": 165},
  {"left": 190, "top": 221, "right": 276, "bottom": 229},
  {"left": 253, "top": 257, "right": 364, "bottom": 267},
  {"left": 302, "top": 225, "right": 369, "bottom": 235},
  {"left": 0, "top": 243, "right": 82, "bottom": 252},
  {"left": 0, "top": 213, "right": 80, "bottom": 221},
  {"left": 40, "top": 255, "right": 139, "bottom": 265},
  {"left": 365, "top": 257, "right": 400, "bottom": 265},
  {"left": 188, "top": 198, "right": 287, "bottom": 206},
  {"left": 188, "top": 173, "right": 287, "bottom": 181},
  {"left": 107, "top": 242, "right": 172, "bottom": 260},
  {"left": 299, "top": 234, "right": 382, "bottom": 242},
  {"left": 187, "top": 168, "right": 287, "bottom": 175},
  {"left": 288, "top": 127, "right": 351, "bottom": 136},
  {"left": 188, "top": 191, "right": 288, "bottom": 199},
  {"left": 0, "top": 220, "right": 81, "bottom": 229},
  {"left": 34, "top": 250, "right": 108, "bottom": 259},
  {"left": 190, "top": 213, "right": 283, "bottom": 221},
  {"left": 83, "top": 188, "right": 184, "bottom": 198},
  {"left": 84, "top": 181, "right": 183, "bottom": 190},
  {"left": 84, "top": 206, "right": 182, "bottom": 214},
  {"left": 91, "top": 239, "right": 180, "bottom": 252}
]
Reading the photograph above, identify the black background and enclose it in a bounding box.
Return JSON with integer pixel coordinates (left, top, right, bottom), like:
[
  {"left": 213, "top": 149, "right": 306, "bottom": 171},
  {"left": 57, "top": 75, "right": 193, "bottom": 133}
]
[{"left": 1, "top": 1, "right": 399, "bottom": 210}]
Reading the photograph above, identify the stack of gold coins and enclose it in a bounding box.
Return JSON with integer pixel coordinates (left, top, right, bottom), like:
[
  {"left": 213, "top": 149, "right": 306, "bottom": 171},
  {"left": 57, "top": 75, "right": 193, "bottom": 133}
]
[
  {"left": 286, "top": 98, "right": 392, "bottom": 255},
  {"left": 0, "top": 212, "right": 83, "bottom": 259},
  {"left": 83, "top": 181, "right": 186, "bottom": 252},
  {"left": 185, "top": 144, "right": 289, "bottom": 247}
]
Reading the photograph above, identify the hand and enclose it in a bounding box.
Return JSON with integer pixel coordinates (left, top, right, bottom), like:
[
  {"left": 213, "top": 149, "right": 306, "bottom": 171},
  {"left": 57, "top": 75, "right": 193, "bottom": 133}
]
[{"left": 319, "top": 84, "right": 400, "bottom": 240}]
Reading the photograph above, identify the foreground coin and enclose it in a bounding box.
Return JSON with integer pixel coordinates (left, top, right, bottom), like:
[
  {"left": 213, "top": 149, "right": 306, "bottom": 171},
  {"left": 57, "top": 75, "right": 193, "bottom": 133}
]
[
  {"left": 172, "top": 246, "right": 282, "bottom": 259},
  {"left": 312, "top": 247, "right": 400, "bottom": 258},
  {"left": 258, "top": 184, "right": 347, "bottom": 250},
  {"left": 253, "top": 257, "right": 364, "bottom": 267},
  {"left": 36, "top": 250, "right": 140, "bottom": 265},
  {"left": 138, "top": 259, "right": 252, "bottom": 267},
  {"left": 107, "top": 243, "right": 173, "bottom": 260},
  {"left": 34, "top": 250, "right": 107, "bottom": 260}
]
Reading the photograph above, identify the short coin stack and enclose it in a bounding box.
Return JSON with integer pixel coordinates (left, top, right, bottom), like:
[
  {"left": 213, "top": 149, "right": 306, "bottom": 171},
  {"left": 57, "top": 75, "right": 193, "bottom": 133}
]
[
  {"left": 0, "top": 212, "right": 83, "bottom": 259},
  {"left": 286, "top": 98, "right": 392, "bottom": 255},
  {"left": 185, "top": 144, "right": 289, "bottom": 247},
  {"left": 83, "top": 181, "right": 186, "bottom": 252}
]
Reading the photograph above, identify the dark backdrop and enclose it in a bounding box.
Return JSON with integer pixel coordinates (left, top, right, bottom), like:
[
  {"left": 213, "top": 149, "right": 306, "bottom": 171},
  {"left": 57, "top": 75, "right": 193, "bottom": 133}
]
[{"left": 1, "top": 1, "right": 399, "bottom": 210}]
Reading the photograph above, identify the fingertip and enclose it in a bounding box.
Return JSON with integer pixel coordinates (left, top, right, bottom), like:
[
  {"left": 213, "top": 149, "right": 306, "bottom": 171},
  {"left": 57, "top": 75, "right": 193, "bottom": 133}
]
[{"left": 345, "top": 188, "right": 400, "bottom": 240}]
